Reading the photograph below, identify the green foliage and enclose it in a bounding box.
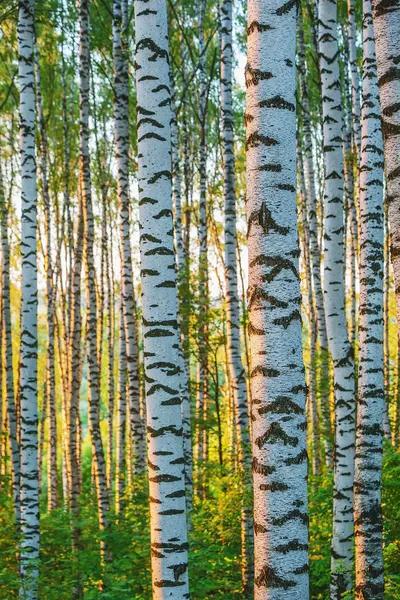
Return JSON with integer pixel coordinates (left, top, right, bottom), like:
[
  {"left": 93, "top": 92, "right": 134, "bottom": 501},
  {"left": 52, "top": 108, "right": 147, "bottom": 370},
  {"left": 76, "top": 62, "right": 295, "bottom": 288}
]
[{"left": 0, "top": 446, "right": 399, "bottom": 598}]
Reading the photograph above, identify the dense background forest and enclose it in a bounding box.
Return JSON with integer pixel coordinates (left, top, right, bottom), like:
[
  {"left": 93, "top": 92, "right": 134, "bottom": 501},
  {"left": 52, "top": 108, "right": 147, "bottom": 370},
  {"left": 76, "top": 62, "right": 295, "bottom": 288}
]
[{"left": 0, "top": 0, "right": 399, "bottom": 598}]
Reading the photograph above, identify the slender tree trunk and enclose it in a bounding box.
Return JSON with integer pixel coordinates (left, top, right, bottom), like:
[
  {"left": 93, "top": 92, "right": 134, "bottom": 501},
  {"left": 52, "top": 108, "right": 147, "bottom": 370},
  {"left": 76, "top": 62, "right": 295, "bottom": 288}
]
[
  {"left": 354, "top": 4, "right": 385, "bottom": 597},
  {"left": 221, "top": 0, "right": 252, "bottom": 591},
  {"left": 113, "top": 0, "right": 145, "bottom": 476},
  {"left": 348, "top": 0, "right": 362, "bottom": 161},
  {"left": 297, "top": 8, "right": 333, "bottom": 468},
  {"left": 34, "top": 40, "right": 58, "bottom": 512},
  {"left": 116, "top": 301, "right": 127, "bottom": 515},
  {"left": 246, "top": 1, "right": 309, "bottom": 597},
  {"left": 195, "top": 0, "right": 209, "bottom": 493},
  {"left": 171, "top": 73, "right": 193, "bottom": 519},
  {"left": 18, "top": 1, "right": 40, "bottom": 597},
  {"left": 78, "top": 0, "right": 110, "bottom": 563},
  {"left": 134, "top": 1, "right": 190, "bottom": 595},
  {"left": 0, "top": 162, "right": 20, "bottom": 526},
  {"left": 371, "top": 0, "right": 400, "bottom": 359},
  {"left": 318, "top": 0, "right": 356, "bottom": 595},
  {"left": 383, "top": 202, "right": 392, "bottom": 441},
  {"left": 298, "top": 146, "right": 321, "bottom": 478}
]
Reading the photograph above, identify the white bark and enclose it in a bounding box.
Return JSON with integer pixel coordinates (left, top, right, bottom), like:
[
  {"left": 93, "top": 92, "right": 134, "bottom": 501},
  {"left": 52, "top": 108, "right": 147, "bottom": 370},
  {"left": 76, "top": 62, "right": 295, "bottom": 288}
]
[
  {"left": 113, "top": 0, "right": 146, "bottom": 475},
  {"left": 318, "top": 0, "right": 356, "bottom": 595},
  {"left": 195, "top": 0, "right": 209, "bottom": 484},
  {"left": 354, "top": 3, "right": 385, "bottom": 597},
  {"left": 134, "top": 1, "right": 190, "bottom": 596},
  {"left": 221, "top": 0, "right": 252, "bottom": 589},
  {"left": 348, "top": 0, "right": 362, "bottom": 159},
  {"left": 0, "top": 162, "right": 20, "bottom": 525},
  {"left": 371, "top": 0, "right": 400, "bottom": 337},
  {"left": 297, "top": 8, "right": 332, "bottom": 467},
  {"left": 246, "top": 1, "right": 309, "bottom": 597},
  {"left": 78, "top": 0, "right": 110, "bottom": 558},
  {"left": 116, "top": 301, "right": 127, "bottom": 514},
  {"left": 18, "top": 0, "right": 40, "bottom": 596}
]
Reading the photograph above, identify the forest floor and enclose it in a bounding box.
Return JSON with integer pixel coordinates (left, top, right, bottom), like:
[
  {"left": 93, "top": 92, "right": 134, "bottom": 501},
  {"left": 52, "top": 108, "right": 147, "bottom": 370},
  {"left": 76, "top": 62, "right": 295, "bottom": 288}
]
[{"left": 0, "top": 445, "right": 399, "bottom": 599}]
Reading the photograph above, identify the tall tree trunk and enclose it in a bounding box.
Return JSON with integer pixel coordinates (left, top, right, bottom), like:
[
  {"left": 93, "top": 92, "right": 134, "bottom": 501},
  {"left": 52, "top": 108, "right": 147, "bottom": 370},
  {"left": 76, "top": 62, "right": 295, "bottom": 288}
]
[
  {"left": 18, "top": 0, "right": 40, "bottom": 597},
  {"left": 221, "top": 0, "right": 252, "bottom": 591},
  {"left": 348, "top": 0, "right": 362, "bottom": 161},
  {"left": 171, "top": 73, "right": 193, "bottom": 519},
  {"left": 116, "top": 301, "right": 127, "bottom": 515},
  {"left": 371, "top": 0, "right": 400, "bottom": 347},
  {"left": 318, "top": 0, "right": 356, "bottom": 595},
  {"left": 298, "top": 145, "right": 321, "bottom": 478},
  {"left": 134, "top": 0, "right": 190, "bottom": 596},
  {"left": 0, "top": 162, "right": 20, "bottom": 526},
  {"left": 33, "top": 40, "right": 58, "bottom": 512},
  {"left": 297, "top": 7, "right": 332, "bottom": 467},
  {"left": 195, "top": 0, "right": 209, "bottom": 492},
  {"left": 246, "top": 1, "right": 309, "bottom": 597},
  {"left": 78, "top": 0, "right": 110, "bottom": 562},
  {"left": 383, "top": 202, "right": 392, "bottom": 441},
  {"left": 354, "top": 3, "right": 385, "bottom": 597},
  {"left": 113, "top": 0, "right": 145, "bottom": 476}
]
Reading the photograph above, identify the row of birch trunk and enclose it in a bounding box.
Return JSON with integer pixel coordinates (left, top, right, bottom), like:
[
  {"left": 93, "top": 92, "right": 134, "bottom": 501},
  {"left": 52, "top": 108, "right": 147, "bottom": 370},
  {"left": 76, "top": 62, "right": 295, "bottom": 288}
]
[{"left": 0, "top": 0, "right": 399, "bottom": 598}]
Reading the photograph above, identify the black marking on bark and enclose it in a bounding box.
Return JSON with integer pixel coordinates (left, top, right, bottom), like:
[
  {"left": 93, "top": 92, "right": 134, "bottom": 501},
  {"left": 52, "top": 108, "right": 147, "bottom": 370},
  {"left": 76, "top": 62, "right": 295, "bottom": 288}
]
[
  {"left": 252, "top": 457, "right": 276, "bottom": 475},
  {"left": 136, "top": 38, "right": 168, "bottom": 62},
  {"left": 147, "top": 425, "right": 183, "bottom": 438},
  {"left": 148, "top": 170, "right": 172, "bottom": 184},
  {"left": 251, "top": 365, "right": 280, "bottom": 378},
  {"left": 248, "top": 287, "right": 288, "bottom": 309},
  {"left": 255, "top": 422, "right": 298, "bottom": 448},
  {"left": 246, "top": 132, "right": 278, "bottom": 150},
  {"left": 245, "top": 65, "right": 273, "bottom": 87},
  {"left": 144, "top": 328, "right": 174, "bottom": 338},
  {"left": 247, "top": 21, "right": 273, "bottom": 35},
  {"left": 284, "top": 448, "right": 308, "bottom": 465},
  {"left": 259, "top": 95, "right": 295, "bottom": 111},
  {"left": 274, "top": 539, "right": 308, "bottom": 553},
  {"left": 276, "top": 0, "right": 297, "bottom": 15},
  {"left": 258, "top": 397, "right": 303, "bottom": 415},
  {"left": 255, "top": 566, "right": 296, "bottom": 589}
]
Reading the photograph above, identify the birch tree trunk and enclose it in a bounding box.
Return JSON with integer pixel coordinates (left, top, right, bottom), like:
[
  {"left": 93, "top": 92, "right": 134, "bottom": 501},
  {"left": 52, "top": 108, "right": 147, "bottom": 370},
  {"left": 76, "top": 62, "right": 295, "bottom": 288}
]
[
  {"left": 354, "top": 3, "right": 385, "bottom": 596},
  {"left": 246, "top": 1, "right": 309, "bottom": 597},
  {"left": 18, "top": 0, "right": 40, "bottom": 596},
  {"left": 113, "top": 0, "right": 146, "bottom": 475},
  {"left": 0, "top": 161, "right": 20, "bottom": 526},
  {"left": 68, "top": 201, "right": 84, "bottom": 563},
  {"left": 171, "top": 74, "right": 193, "bottom": 517},
  {"left": 348, "top": 0, "right": 362, "bottom": 160},
  {"left": 297, "top": 8, "right": 332, "bottom": 467},
  {"left": 318, "top": 0, "right": 356, "bottom": 595},
  {"left": 116, "top": 301, "right": 127, "bottom": 515},
  {"left": 221, "top": 0, "right": 252, "bottom": 590},
  {"left": 34, "top": 40, "right": 58, "bottom": 512},
  {"left": 78, "top": 0, "right": 110, "bottom": 560},
  {"left": 134, "top": 0, "right": 190, "bottom": 596},
  {"left": 371, "top": 0, "right": 400, "bottom": 337},
  {"left": 196, "top": 0, "right": 209, "bottom": 489}
]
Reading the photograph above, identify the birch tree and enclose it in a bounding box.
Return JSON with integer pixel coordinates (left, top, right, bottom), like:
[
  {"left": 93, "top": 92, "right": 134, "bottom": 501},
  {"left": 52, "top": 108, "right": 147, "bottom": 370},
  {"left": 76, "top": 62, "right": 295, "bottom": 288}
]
[
  {"left": 318, "top": 0, "right": 356, "bottom": 594},
  {"left": 221, "top": 0, "right": 252, "bottom": 589},
  {"left": 113, "top": 0, "right": 145, "bottom": 475},
  {"left": 134, "top": 0, "right": 190, "bottom": 596},
  {"left": 371, "top": 0, "right": 400, "bottom": 332},
  {"left": 78, "top": 0, "right": 110, "bottom": 559},
  {"left": 0, "top": 161, "right": 20, "bottom": 525},
  {"left": 354, "top": 2, "right": 385, "bottom": 597},
  {"left": 246, "top": 0, "right": 309, "bottom": 597},
  {"left": 18, "top": 0, "right": 40, "bottom": 596},
  {"left": 196, "top": 0, "right": 209, "bottom": 484}
]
